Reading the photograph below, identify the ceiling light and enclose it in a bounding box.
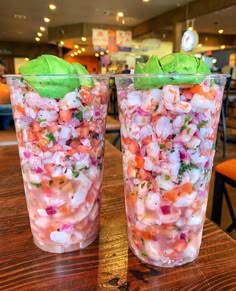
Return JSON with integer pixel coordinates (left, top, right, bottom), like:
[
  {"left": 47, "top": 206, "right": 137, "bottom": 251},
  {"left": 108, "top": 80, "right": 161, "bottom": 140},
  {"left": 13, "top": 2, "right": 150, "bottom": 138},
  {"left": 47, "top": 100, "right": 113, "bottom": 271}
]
[
  {"left": 81, "top": 48, "right": 86, "bottom": 52},
  {"left": 143, "top": 0, "right": 150, "bottom": 2},
  {"left": 81, "top": 37, "right": 87, "bottom": 42},
  {"left": 197, "top": 43, "right": 202, "bottom": 47},
  {"left": 100, "top": 51, "right": 104, "bottom": 56},
  {"left": 218, "top": 29, "right": 224, "bottom": 34},
  {"left": 44, "top": 17, "right": 50, "bottom": 23},
  {"left": 59, "top": 41, "right": 64, "bottom": 46},
  {"left": 35, "top": 37, "right": 40, "bottom": 42},
  {"left": 71, "top": 53, "right": 74, "bottom": 57},
  {"left": 106, "top": 50, "right": 109, "bottom": 54},
  {"left": 74, "top": 44, "right": 79, "bottom": 49},
  {"left": 49, "top": 4, "right": 56, "bottom": 10},
  {"left": 122, "top": 19, "right": 125, "bottom": 25},
  {"left": 188, "top": 26, "right": 193, "bottom": 31},
  {"left": 78, "top": 50, "right": 82, "bottom": 54},
  {"left": 221, "top": 45, "right": 226, "bottom": 49},
  {"left": 117, "top": 11, "right": 124, "bottom": 17},
  {"left": 95, "top": 53, "right": 99, "bottom": 57},
  {"left": 40, "top": 26, "right": 46, "bottom": 31},
  {"left": 74, "top": 52, "right": 78, "bottom": 55},
  {"left": 24, "top": 58, "right": 29, "bottom": 61},
  {"left": 37, "top": 32, "right": 43, "bottom": 37}
]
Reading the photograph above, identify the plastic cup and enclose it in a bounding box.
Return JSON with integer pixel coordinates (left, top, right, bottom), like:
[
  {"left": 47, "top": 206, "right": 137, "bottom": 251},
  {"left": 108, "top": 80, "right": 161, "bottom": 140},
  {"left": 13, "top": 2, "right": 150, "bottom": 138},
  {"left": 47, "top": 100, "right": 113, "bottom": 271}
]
[
  {"left": 115, "top": 73, "right": 228, "bottom": 267},
  {"left": 5, "top": 74, "right": 109, "bottom": 253}
]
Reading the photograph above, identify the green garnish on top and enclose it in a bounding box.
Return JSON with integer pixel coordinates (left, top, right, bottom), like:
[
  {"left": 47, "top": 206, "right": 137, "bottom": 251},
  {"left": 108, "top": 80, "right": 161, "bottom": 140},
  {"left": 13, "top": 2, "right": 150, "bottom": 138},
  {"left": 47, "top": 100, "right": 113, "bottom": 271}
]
[
  {"left": 19, "top": 55, "right": 93, "bottom": 99},
  {"left": 46, "top": 132, "right": 55, "bottom": 142},
  {"left": 134, "top": 53, "right": 210, "bottom": 90}
]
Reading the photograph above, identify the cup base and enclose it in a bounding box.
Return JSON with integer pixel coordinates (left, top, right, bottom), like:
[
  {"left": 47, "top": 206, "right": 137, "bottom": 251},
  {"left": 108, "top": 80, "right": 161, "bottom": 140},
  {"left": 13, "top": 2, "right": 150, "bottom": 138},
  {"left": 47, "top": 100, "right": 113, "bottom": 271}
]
[
  {"left": 130, "top": 244, "right": 199, "bottom": 268},
  {"left": 33, "top": 231, "right": 98, "bottom": 253}
]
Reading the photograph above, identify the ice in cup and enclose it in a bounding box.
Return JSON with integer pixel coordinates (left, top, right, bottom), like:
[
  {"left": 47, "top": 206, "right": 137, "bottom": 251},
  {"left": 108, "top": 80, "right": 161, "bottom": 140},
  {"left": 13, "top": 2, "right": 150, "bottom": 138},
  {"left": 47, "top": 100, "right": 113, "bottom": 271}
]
[
  {"left": 115, "top": 53, "right": 228, "bottom": 267},
  {"left": 5, "top": 55, "right": 109, "bottom": 253}
]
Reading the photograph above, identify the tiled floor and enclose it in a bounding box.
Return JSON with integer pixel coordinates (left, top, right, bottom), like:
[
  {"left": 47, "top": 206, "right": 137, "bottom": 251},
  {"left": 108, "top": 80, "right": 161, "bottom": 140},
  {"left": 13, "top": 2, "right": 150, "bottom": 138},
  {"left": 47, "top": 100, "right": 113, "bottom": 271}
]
[{"left": 1, "top": 126, "right": 236, "bottom": 239}]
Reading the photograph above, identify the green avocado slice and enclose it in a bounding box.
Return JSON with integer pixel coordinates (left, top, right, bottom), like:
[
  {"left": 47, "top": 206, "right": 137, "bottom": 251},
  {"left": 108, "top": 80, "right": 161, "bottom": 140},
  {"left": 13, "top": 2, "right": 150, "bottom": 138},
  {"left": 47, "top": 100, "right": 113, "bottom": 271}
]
[
  {"left": 71, "top": 63, "right": 94, "bottom": 88},
  {"left": 19, "top": 55, "right": 80, "bottom": 98}
]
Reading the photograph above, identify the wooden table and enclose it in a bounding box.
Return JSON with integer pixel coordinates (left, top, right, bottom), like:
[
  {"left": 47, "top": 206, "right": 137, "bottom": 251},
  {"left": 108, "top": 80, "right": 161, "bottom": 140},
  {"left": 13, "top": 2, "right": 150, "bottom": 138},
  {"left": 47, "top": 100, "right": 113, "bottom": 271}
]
[{"left": 0, "top": 142, "right": 236, "bottom": 291}]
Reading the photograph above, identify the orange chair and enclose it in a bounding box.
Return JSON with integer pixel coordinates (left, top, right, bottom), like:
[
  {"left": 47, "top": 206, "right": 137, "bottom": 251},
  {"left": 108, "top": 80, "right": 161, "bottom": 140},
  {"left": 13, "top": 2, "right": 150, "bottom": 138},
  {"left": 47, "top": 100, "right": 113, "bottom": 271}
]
[{"left": 211, "top": 159, "right": 236, "bottom": 234}]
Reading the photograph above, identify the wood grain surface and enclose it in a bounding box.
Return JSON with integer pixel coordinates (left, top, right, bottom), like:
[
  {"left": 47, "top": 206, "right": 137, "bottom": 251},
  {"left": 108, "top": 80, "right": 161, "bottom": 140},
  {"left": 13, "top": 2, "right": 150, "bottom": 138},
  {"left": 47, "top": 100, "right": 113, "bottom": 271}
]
[{"left": 0, "top": 142, "right": 236, "bottom": 291}]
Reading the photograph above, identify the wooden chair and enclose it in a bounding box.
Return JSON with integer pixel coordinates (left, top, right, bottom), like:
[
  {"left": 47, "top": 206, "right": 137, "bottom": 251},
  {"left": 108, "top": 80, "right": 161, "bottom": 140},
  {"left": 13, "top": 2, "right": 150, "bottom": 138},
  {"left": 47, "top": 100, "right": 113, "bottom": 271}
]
[
  {"left": 211, "top": 159, "right": 236, "bottom": 234},
  {"left": 105, "top": 115, "right": 120, "bottom": 147}
]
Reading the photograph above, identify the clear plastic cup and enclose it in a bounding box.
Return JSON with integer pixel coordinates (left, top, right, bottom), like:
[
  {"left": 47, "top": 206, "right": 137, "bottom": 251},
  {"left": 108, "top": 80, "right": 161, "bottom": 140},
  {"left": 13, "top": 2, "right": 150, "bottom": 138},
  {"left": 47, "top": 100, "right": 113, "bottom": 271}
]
[
  {"left": 5, "top": 74, "right": 109, "bottom": 253},
  {"left": 115, "top": 73, "right": 228, "bottom": 267}
]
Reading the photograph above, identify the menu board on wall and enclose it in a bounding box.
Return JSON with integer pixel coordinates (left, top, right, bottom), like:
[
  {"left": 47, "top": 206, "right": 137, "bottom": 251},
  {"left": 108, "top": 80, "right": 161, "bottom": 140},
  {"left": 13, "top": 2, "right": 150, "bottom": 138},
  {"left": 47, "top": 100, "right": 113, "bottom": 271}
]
[
  {"left": 116, "top": 30, "right": 132, "bottom": 51},
  {"left": 92, "top": 29, "right": 132, "bottom": 52},
  {"left": 92, "top": 29, "right": 108, "bottom": 50}
]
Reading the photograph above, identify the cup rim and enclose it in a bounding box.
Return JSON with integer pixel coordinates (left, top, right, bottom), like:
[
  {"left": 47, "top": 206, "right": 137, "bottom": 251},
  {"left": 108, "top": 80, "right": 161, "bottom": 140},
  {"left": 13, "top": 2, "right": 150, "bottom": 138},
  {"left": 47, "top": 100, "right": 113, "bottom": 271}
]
[
  {"left": 112, "top": 73, "right": 230, "bottom": 79},
  {"left": 3, "top": 74, "right": 110, "bottom": 79}
]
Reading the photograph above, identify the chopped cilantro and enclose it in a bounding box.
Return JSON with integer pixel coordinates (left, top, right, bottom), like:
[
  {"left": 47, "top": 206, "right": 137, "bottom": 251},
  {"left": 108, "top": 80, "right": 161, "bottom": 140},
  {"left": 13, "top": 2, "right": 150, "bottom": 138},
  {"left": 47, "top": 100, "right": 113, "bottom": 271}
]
[
  {"left": 38, "top": 118, "right": 47, "bottom": 123},
  {"left": 164, "top": 175, "right": 170, "bottom": 181},
  {"left": 154, "top": 105, "right": 159, "bottom": 112},
  {"left": 159, "top": 143, "right": 165, "bottom": 149},
  {"left": 141, "top": 237, "right": 145, "bottom": 245},
  {"left": 31, "top": 182, "right": 42, "bottom": 188},
  {"left": 198, "top": 120, "right": 208, "bottom": 128},
  {"left": 46, "top": 132, "right": 55, "bottom": 142},
  {"left": 74, "top": 110, "right": 83, "bottom": 121},
  {"left": 72, "top": 170, "right": 80, "bottom": 178},
  {"left": 141, "top": 182, "right": 145, "bottom": 188},
  {"left": 141, "top": 251, "right": 147, "bottom": 257},
  {"left": 178, "top": 162, "right": 198, "bottom": 176},
  {"left": 180, "top": 115, "right": 192, "bottom": 132},
  {"left": 59, "top": 179, "right": 64, "bottom": 184},
  {"left": 49, "top": 180, "right": 53, "bottom": 186}
]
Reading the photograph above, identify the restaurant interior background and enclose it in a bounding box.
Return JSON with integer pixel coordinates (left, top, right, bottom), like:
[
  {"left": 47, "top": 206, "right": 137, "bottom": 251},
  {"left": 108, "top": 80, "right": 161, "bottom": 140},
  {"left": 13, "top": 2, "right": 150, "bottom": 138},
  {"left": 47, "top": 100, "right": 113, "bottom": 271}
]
[
  {"left": 0, "top": 0, "right": 236, "bottom": 239},
  {"left": 0, "top": 0, "right": 235, "bottom": 75}
]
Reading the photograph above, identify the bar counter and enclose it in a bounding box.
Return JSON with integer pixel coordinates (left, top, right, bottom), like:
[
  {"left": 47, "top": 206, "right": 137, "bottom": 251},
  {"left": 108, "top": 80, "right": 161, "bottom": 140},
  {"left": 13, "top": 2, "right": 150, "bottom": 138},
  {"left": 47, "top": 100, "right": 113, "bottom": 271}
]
[{"left": 0, "top": 142, "right": 236, "bottom": 290}]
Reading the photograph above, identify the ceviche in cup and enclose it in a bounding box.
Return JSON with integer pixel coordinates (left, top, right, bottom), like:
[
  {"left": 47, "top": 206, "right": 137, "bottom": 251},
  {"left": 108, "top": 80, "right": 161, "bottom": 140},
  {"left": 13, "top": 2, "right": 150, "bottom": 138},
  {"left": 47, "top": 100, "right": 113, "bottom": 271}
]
[
  {"left": 115, "top": 53, "right": 228, "bottom": 267},
  {"left": 5, "top": 55, "right": 109, "bottom": 253}
]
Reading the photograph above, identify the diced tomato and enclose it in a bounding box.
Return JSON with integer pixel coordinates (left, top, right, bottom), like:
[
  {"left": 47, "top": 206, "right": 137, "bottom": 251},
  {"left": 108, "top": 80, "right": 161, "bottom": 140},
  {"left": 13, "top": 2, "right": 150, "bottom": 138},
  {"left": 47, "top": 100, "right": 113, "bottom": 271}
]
[
  {"left": 70, "top": 140, "right": 80, "bottom": 149},
  {"left": 135, "top": 155, "right": 144, "bottom": 169},
  {"left": 122, "top": 137, "right": 140, "bottom": 154},
  {"left": 59, "top": 110, "right": 72, "bottom": 122},
  {"left": 31, "top": 121, "right": 41, "bottom": 132},
  {"left": 127, "top": 162, "right": 137, "bottom": 178},
  {"left": 77, "top": 145, "right": 90, "bottom": 154},
  {"left": 14, "top": 104, "right": 26, "bottom": 115},
  {"left": 163, "top": 182, "right": 193, "bottom": 203},
  {"left": 174, "top": 240, "right": 188, "bottom": 252},
  {"left": 190, "top": 85, "right": 215, "bottom": 100},
  {"left": 44, "top": 164, "right": 54, "bottom": 175},
  {"left": 76, "top": 126, "right": 89, "bottom": 138},
  {"left": 138, "top": 168, "right": 151, "bottom": 180},
  {"left": 142, "top": 136, "right": 152, "bottom": 145},
  {"left": 27, "top": 129, "right": 37, "bottom": 142}
]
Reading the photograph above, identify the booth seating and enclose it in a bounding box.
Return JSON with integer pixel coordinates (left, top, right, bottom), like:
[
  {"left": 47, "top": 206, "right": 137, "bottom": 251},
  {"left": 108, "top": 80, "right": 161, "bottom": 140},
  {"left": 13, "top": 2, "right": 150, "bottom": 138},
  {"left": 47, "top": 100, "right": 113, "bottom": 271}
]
[{"left": 211, "top": 159, "right": 236, "bottom": 234}]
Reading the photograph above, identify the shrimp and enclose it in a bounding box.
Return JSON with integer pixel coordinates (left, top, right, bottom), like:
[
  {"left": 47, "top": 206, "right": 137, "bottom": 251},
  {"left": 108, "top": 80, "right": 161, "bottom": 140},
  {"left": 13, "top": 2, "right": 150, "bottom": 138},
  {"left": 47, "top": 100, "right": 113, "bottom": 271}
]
[
  {"left": 162, "top": 85, "right": 180, "bottom": 103},
  {"left": 190, "top": 94, "right": 214, "bottom": 112},
  {"left": 37, "top": 110, "right": 58, "bottom": 122},
  {"left": 59, "top": 91, "right": 82, "bottom": 110},
  {"left": 24, "top": 92, "right": 59, "bottom": 111},
  {"left": 126, "top": 91, "right": 142, "bottom": 107},
  {"left": 155, "top": 116, "right": 173, "bottom": 139},
  {"left": 142, "top": 88, "right": 162, "bottom": 110}
]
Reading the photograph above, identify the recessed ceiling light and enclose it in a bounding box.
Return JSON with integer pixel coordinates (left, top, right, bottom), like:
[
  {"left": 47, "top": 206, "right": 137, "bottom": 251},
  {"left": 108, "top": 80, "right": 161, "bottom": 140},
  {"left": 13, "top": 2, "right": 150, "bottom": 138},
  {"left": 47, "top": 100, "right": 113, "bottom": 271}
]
[
  {"left": 40, "top": 26, "right": 46, "bottom": 31},
  {"left": 100, "top": 51, "right": 104, "bottom": 56},
  {"left": 49, "top": 4, "right": 56, "bottom": 10},
  {"left": 74, "top": 44, "right": 79, "bottom": 49},
  {"left": 198, "top": 43, "right": 202, "bottom": 47},
  {"left": 78, "top": 50, "right": 82, "bottom": 54},
  {"left": 37, "top": 32, "right": 43, "bottom": 37},
  {"left": 24, "top": 58, "right": 29, "bottom": 61},
  {"left": 71, "top": 53, "right": 74, "bottom": 57},
  {"left": 35, "top": 37, "right": 40, "bottom": 42},
  {"left": 81, "top": 37, "right": 87, "bottom": 42},
  {"left": 81, "top": 48, "right": 86, "bottom": 52},
  {"left": 44, "top": 17, "right": 50, "bottom": 23},
  {"left": 143, "top": 0, "right": 150, "bottom": 2},
  {"left": 221, "top": 45, "right": 226, "bottom": 49},
  {"left": 117, "top": 11, "right": 124, "bottom": 17},
  {"left": 218, "top": 29, "right": 224, "bottom": 34},
  {"left": 95, "top": 53, "right": 99, "bottom": 57}
]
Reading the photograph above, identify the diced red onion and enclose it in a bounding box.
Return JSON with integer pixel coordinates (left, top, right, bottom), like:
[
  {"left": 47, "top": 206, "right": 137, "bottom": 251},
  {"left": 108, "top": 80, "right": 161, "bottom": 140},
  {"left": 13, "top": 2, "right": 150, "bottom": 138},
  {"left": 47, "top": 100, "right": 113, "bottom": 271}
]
[
  {"left": 24, "top": 151, "right": 31, "bottom": 158},
  {"left": 35, "top": 167, "right": 43, "bottom": 173},
  {"left": 180, "top": 233, "right": 187, "bottom": 240},
  {"left": 45, "top": 206, "right": 57, "bottom": 216},
  {"left": 160, "top": 205, "right": 171, "bottom": 215}
]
